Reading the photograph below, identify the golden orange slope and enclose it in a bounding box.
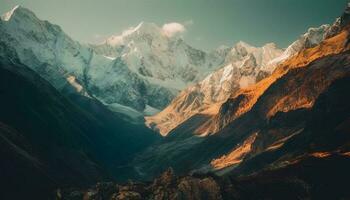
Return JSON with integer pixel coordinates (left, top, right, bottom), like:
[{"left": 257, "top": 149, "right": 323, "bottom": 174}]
[
  {"left": 196, "top": 28, "right": 350, "bottom": 135},
  {"left": 146, "top": 27, "right": 349, "bottom": 137},
  {"left": 144, "top": 86, "right": 214, "bottom": 136},
  {"left": 211, "top": 132, "right": 258, "bottom": 169}
]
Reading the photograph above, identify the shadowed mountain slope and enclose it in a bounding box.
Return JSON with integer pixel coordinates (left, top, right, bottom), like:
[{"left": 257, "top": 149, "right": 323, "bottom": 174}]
[{"left": 0, "top": 57, "right": 160, "bottom": 199}]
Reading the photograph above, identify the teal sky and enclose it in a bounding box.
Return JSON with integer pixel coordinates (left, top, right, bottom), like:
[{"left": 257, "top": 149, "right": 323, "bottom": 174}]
[{"left": 0, "top": 0, "right": 348, "bottom": 50}]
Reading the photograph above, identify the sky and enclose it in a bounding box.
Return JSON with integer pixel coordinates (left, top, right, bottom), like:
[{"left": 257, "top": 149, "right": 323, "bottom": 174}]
[{"left": 0, "top": 0, "right": 348, "bottom": 50}]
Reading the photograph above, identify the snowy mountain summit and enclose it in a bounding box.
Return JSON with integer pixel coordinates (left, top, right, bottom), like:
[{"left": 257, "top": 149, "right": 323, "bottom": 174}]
[
  {"left": 90, "top": 22, "right": 228, "bottom": 91},
  {"left": 0, "top": 6, "right": 229, "bottom": 113},
  {"left": 0, "top": 6, "right": 285, "bottom": 116}
]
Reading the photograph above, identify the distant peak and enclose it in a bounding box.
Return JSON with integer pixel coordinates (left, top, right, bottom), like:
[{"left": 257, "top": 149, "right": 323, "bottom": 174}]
[
  {"left": 263, "top": 42, "right": 278, "bottom": 49},
  {"left": 236, "top": 41, "right": 251, "bottom": 46},
  {"left": 1, "top": 5, "right": 20, "bottom": 21},
  {"left": 135, "top": 22, "right": 160, "bottom": 33},
  {"left": 124, "top": 21, "right": 148, "bottom": 35},
  {"left": 12, "top": 5, "right": 20, "bottom": 11},
  {"left": 106, "top": 22, "right": 161, "bottom": 46},
  {"left": 1, "top": 5, "right": 37, "bottom": 22},
  {"left": 121, "top": 22, "right": 160, "bottom": 35},
  {"left": 235, "top": 41, "right": 254, "bottom": 50},
  {"left": 306, "top": 24, "right": 330, "bottom": 33},
  {"left": 134, "top": 21, "right": 144, "bottom": 30}
]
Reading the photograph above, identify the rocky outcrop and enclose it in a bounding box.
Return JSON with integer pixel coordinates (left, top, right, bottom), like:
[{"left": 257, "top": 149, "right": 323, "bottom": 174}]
[{"left": 60, "top": 168, "right": 222, "bottom": 200}]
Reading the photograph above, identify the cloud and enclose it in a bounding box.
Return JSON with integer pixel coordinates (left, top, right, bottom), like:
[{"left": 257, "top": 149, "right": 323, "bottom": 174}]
[{"left": 161, "top": 22, "right": 186, "bottom": 37}]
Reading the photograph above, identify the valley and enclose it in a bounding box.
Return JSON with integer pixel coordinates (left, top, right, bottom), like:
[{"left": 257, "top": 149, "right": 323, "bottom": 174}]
[{"left": 0, "top": 1, "right": 349, "bottom": 200}]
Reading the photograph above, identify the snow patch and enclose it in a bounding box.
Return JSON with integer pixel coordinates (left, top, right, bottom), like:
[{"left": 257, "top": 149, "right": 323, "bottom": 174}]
[
  {"left": 219, "top": 64, "right": 233, "bottom": 84},
  {"left": 143, "top": 105, "right": 160, "bottom": 116},
  {"left": 103, "top": 55, "right": 116, "bottom": 60},
  {"left": 1, "top": 5, "right": 19, "bottom": 21}
]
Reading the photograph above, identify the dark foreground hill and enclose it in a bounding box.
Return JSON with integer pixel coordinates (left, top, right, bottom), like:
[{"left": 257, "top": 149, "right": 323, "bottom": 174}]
[{"left": 0, "top": 58, "right": 160, "bottom": 199}]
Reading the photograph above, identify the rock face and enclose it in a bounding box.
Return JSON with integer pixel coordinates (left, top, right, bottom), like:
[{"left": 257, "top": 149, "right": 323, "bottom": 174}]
[
  {"left": 145, "top": 24, "right": 330, "bottom": 136},
  {"left": 135, "top": 11, "right": 350, "bottom": 178}
]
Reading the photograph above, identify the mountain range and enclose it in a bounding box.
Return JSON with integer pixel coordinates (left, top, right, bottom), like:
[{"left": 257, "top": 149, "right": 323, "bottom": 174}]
[
  {"left": 145, "top": 24, "right": 330, "bottom": 136},
  {"left": 133, "top": 6, "right": 350, "bottom": 178},
  {"left": 0, "top": 3, "right": 350, "bottom": 200},
  {"left": 1, "top": 6, "right": 242, "bottom": 114}
]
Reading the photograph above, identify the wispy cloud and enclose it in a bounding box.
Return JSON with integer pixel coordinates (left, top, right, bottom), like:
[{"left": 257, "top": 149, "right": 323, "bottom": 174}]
[
  {"left": 161, "top": 22, "right": 186, "bottom": 37},
  {"left": 161, "top": 20, "right": 193, "bottom": 38}
]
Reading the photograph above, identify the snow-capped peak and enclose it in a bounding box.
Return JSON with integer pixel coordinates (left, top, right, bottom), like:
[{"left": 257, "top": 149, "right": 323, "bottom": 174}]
[
  {"left": 130, "top": 21, "right": 145, "bottom": 32},
  {"left": 233, "top": 41, "right": 257, "bottom": 56},
  {"left": 0, "top": 5, "right": 42, "bottom": 27},
  {"left": 135, "top": 22, "right": 160, "bottom": 33},
  {"left": 105, "top": 22, "right": 161, "bottom": 46},
  {"left": 1, "top": 5, "right": 20, "bottom": 21},
  {"left": 263, "top": 42, "right": 278, "bottom": 49},
  {"left": 235, "top": 41, "right": 253, "bottom": 49},
  {"left": 269, "top": 24, "right": 330, "bottom": 66}
]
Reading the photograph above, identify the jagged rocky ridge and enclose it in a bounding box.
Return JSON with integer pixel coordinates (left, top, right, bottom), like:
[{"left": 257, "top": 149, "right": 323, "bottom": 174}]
[
  {"left": 134, "top": 7, "right": 350, "bottom": 179},
  {"left": 146, "top": 24, "right": 331, "bottom": 136}
]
